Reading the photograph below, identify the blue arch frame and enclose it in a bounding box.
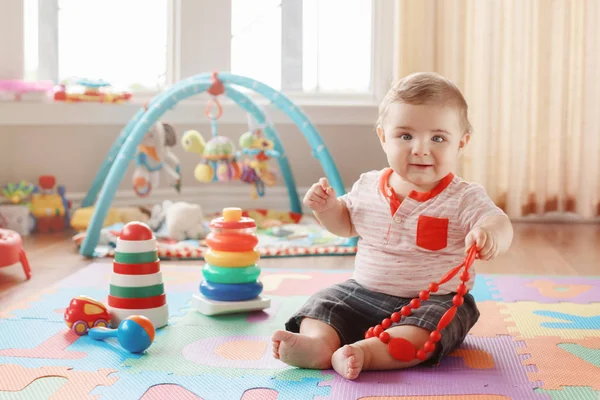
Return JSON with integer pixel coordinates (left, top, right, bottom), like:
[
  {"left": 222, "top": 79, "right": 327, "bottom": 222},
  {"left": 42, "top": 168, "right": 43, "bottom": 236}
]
[{"left": 79, "top": 73, "right": 349, "bottom": 257}]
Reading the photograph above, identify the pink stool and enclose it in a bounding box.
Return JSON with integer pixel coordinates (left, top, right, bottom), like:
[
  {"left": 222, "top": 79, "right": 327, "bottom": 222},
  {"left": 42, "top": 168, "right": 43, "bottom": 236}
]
[{"left": 0, "top": 229, "right": 31, "bottom": 280}]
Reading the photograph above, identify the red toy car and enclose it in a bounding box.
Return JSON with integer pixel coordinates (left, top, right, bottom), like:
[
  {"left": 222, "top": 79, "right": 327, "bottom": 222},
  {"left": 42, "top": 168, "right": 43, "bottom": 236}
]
[{"left": 64, "top": 296, "right": 111, "bottom": 335}]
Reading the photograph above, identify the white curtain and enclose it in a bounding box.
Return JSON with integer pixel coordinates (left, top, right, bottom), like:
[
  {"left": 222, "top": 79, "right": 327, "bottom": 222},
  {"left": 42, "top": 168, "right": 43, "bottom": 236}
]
[{"left": 395, "top": 0, "right": 600, "bottom": 220}]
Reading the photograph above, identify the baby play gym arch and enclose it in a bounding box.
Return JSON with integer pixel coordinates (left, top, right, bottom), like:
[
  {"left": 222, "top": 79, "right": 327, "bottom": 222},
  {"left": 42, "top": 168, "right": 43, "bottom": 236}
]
[{"left": 79, "top": 72, "right": 347, "bottom": 257}]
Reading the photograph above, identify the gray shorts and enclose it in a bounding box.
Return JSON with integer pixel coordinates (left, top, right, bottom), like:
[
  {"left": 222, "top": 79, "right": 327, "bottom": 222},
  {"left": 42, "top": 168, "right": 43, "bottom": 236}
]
[{"left": 285, "top": 279, "right": 480, "bottom": 365}]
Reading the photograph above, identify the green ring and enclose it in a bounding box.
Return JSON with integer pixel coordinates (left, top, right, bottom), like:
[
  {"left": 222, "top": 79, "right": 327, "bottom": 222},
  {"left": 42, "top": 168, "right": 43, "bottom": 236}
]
[
  {"left": 202, "top": 264, "right": 261, "bottom": 284},
  {"left": 114, "top": 251, "right": 158, "bottom": 264},
  {"left": 109, "top": 283, "right": 165, "bottom": 298}
]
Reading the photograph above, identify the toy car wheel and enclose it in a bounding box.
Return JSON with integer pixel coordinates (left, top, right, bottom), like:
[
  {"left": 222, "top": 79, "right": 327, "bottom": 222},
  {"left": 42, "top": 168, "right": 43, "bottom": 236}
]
[
  {"left": 93, "top": 319, "right": 108, "bottom": 328},
  {"left": 72, "top": 320, "right": 88, "bottom": 335}
]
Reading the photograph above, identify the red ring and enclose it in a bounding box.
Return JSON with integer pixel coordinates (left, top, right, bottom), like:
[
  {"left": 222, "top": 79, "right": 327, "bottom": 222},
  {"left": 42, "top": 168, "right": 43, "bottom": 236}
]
[
  {"left": 108, "top": 294, "right": 166, "bottom": 309},
  {"left": 113, "top": 261, "right": 160, "bottom": 275},
  {"left": 209, "top": 217, "right": 256, "bottom": 229},
  {"left": 205, "top": 233, "right": 258, "bottom": 252}
]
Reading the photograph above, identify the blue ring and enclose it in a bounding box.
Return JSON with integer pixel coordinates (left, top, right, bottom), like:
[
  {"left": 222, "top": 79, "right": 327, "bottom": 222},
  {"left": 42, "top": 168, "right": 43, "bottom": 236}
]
[{"left": 200, "top": 280, "right": 263, "bottom": 301}]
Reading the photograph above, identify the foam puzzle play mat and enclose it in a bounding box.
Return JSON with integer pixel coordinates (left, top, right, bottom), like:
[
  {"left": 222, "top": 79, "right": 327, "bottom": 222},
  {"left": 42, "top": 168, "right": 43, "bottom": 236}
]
[{"left": 1, "top": 260, "right": 599, "bottom": 400}]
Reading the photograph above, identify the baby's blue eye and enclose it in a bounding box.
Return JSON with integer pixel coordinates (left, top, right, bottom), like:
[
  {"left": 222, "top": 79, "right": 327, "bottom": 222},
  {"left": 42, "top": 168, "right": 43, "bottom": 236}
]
[
  {"left": 400, "top": 134, "right": 412, "bottom": 140},
  {"left": 432, "top": 135, "right": 445, "bottom": 143}
]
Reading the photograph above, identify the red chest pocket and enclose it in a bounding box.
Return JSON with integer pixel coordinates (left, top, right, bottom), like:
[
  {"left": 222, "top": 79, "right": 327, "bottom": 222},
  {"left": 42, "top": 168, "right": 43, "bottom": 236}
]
[{"left": 416, "top": 215, "right": 449, "bottom": 251}]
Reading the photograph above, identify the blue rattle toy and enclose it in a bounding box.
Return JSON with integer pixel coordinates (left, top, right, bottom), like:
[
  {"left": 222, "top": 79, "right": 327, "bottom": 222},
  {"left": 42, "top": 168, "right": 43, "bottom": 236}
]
[{"left": 89, "top": 315, "right": 155, "bottom": 353}]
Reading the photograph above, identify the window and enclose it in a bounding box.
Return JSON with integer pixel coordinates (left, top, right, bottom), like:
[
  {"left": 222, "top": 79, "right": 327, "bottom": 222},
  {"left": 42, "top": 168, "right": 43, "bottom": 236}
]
[
  {"left": 15, "top": 0, "right": 390, "bottom": 100},
  {"left": 24, "top": 0, "right": 168, "bottom": 92},
  {"left": 231, "top": 0, "right": 372, "bottom": 94}
]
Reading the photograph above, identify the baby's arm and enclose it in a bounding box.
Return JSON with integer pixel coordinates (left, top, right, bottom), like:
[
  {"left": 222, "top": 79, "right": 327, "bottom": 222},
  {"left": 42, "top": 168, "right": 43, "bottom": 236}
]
[
  {"left": 465, "top": 214, "right": 513, "bottom": 260},
  {"left": 303, "top": 178, "right": 357, "bottom": 238},
  {"left": 459, "top": 184, "right": 513, "bottom": 260}
]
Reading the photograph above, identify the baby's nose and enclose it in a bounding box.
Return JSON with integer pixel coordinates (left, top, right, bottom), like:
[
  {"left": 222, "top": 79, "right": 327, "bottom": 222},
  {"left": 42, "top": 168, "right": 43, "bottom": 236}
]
[{"left": 411, "top": 141, "right": 430, "bottom": 155}]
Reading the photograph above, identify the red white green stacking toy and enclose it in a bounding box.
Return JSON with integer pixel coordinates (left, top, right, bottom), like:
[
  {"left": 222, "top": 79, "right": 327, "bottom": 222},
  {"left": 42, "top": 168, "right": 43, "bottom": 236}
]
[
  {"left": 108, "top": 222, "right": 168, "bottom": 328},
  {"left": 192, "top": 207, "right": 270, "bottom": 315}
]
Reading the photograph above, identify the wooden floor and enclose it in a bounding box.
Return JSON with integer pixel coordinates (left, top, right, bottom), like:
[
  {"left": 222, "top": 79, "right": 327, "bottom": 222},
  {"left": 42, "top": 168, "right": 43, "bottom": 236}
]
[{"left": 1, "top": 222, "right": 598, "bottom": 308}]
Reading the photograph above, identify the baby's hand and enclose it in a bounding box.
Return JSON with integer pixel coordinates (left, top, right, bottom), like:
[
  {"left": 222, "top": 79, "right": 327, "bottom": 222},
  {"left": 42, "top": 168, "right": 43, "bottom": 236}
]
[
  {"left": 465, "top": 226, "right": 498, "bottom": 261},
  {"left": 303, "top": 177, "right": 338, "bottom": 213}
]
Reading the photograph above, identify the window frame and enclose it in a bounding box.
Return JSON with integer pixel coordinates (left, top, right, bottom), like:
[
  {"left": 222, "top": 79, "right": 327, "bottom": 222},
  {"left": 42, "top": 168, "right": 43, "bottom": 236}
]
[{"left": 0, "top": 0, "right": 395, "bottom": 126}]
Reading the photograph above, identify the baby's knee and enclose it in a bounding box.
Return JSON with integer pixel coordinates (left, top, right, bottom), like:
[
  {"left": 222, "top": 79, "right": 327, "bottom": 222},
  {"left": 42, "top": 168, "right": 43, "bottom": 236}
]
[{"left": 386, "top": 325, "right": 437, "bottom": 362}]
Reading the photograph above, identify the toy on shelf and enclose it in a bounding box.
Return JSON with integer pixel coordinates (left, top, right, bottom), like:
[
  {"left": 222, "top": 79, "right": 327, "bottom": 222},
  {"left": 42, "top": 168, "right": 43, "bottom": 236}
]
[
  {"left": 108, "top": 221, "right": 168, "bottom": 328},
  {"left": 89, "top": 315, "right": 155, "bottom": 354},
  {"left": 0, "top": 181, "right": 36, "bottom": 236},
  {"left": 79, "top": 72, "right": 352, "bottom": 258},
  {"left": 364, "top": 246, "right": 478, "bottom": 362},
  {"left": 0, "top": 79, "right": 54, "bottom": 102},
  {"left": 192, "top": 207, "right": 270, "bottom": 315},
  {"left": 53, "top": 78, "right": 132, "bottom": 103},
  {"left": 30, "top": 175, "right": 71, "bottom": 233},
  {"left": 0, "top": 228, "right": 31, "bottom": 280},
  {"left": 238, "top": 112, "right": 280, "bottom": 198},
  {"left": 133, "top": 121, "right": 181, "bottom": 197},
  {"left": 64, "top": 296, "right": 111, "bottom": 335}
]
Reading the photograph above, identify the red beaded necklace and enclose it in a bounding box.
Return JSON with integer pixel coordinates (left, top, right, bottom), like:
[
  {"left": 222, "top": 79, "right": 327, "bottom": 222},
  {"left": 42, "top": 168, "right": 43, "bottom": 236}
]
[{"left": 364, "top": 245, "right": 478, "bottom": 362}]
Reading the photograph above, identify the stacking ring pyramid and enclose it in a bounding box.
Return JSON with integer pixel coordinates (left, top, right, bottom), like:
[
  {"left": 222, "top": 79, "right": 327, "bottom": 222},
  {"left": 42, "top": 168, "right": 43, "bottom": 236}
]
[
  {"left": 108, "top": 222, "right": 169, "bottom": 328},
  {"left": 192, "top": 207, "right": 271, "bottom": 315}
]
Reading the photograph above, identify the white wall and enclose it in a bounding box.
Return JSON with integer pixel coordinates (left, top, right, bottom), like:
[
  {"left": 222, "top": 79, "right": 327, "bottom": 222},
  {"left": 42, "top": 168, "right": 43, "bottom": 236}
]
[{"left": 0, "top": 122, "right": 387, "bottom": 209}]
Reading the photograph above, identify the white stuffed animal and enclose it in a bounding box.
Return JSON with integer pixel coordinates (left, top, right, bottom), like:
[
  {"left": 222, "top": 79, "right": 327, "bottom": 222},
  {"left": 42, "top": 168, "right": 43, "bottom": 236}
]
[{"left": 165, "top": 202, "right": 206, "bottom": 241}]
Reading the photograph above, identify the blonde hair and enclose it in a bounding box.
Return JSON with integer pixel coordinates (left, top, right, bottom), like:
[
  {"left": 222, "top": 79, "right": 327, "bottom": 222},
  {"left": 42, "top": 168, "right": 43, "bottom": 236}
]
[{"left": 377, "top": 72, "right": 472, "bottom": 134}]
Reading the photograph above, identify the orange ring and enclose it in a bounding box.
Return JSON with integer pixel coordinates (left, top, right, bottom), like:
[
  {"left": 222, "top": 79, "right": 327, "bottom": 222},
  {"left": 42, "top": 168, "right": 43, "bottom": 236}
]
[{"left": 205, "top": 233, "right": 258, "bottom": 252}]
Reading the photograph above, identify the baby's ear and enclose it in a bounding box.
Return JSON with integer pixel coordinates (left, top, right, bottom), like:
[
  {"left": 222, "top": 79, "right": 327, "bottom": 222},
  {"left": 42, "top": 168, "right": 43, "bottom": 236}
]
[
  {"left": 459, "top": 132, "right": 471, "bottom": 151},
  {"left": 376, "top": 125, "right": 386, "bottom": 144}
]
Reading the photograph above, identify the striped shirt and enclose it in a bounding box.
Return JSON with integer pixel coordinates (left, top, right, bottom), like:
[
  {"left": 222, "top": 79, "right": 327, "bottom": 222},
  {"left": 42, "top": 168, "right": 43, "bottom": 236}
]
[{"left": 339, "top": 168, "right": 506, "bottom": 298}]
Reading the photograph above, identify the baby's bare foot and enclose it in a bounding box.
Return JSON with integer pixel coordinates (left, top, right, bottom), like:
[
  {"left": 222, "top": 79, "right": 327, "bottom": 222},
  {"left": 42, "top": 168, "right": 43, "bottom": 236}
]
[
  {"left": 271, "top": 330, "right": 333, "bottom": 369},
  {"left": 331, "top": 344, "right": 364, "bottom": 380}
]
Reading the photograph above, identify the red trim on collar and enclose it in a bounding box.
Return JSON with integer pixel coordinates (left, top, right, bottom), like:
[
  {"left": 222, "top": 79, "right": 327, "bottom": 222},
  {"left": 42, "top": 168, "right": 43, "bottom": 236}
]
[{"left": 379, "top": 168, "right": 454, "bottom": 203}]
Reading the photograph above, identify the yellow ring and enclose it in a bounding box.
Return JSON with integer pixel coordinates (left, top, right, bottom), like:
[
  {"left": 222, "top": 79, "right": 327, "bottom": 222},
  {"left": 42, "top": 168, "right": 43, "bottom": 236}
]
[{"left": 204, "top": 249, "right": 260, "bottom": 268}]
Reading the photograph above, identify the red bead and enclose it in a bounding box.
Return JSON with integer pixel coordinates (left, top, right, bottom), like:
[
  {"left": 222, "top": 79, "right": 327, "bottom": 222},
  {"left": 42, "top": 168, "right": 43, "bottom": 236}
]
[
  {"left": 419, "top": 290, "right": 430, "bottom": 301},
  {"left": 373, "top": 325, "right": 384, "bottom": 337},
  {"left": 416, "top": 349, "right": 428, "bottom": 360},
  {"left": 453, "top": 294, "right": 464, "bottom": 306},
  {"left": 365, "top": 327, "right": 374, "bottom": 339},
  {"left": 430, "top": 330, "right": 442, "bottom": 343},
  {"left": 381, "top": 318, "right": 392, "bottom": 329},
  {"left": 457, "top": 283, "right": 468, "bottom": 296},
  {"left": 424, "top": 340, "right": 436, "bottom": 352},
  {"left": 429, "top": 282, "right": 439, "bottom": 293},
  {"left": 391, "top": 312, "right": 401, "bottom": 323},
  {"left": 410, "top": 299, "right": 421, "bottom": 309},
  {"left": 388, "top": 338, "right": 416, "bottom": 362},
  {"left": 120, "top": 222, "right": 153, "bottom": 241},
  {"left": 460, "top": 271, "right": 470, "bottom": 281},
  {"left": 379, "top": 331, "right": 391, "bottom": 344},
  {"left": 401, "top": 306, "right": 412, "bottom": 316},
  {"left": 437, "top": 306, "right": 457, "bottom": 331}
]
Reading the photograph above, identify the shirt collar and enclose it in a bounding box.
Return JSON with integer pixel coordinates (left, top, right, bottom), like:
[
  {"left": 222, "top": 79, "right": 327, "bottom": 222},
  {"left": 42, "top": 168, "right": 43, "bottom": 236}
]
[{"left": 379, "top": 167, "right": 454, "bottom": 202}]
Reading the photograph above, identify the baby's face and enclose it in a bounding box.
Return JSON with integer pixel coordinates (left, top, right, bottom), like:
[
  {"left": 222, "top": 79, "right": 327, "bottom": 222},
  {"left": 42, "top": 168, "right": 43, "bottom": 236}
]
[{"left": 377, "top": 102, "right": 469, "bottom": 190}]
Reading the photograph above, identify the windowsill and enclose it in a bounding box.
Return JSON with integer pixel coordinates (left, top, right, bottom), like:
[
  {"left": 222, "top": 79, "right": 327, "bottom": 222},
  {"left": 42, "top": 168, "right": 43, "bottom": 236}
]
[{"left": 0, "top": 96, "right": 379, "bottom": 126}]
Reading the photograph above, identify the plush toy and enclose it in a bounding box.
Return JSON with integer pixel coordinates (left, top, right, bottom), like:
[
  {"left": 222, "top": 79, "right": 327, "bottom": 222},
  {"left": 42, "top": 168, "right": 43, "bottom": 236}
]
[
  {"left": 149, "top": 200, "right": 206, "bottom": 241},
  {"left": 133, "top": 122, "right": 181, "bottom": 197},
  {"left": 238, "top": 125, "right": 280, "bottom": 198},
  {"left": 181, "top": 130, "right": 241, "bottom": 183}
]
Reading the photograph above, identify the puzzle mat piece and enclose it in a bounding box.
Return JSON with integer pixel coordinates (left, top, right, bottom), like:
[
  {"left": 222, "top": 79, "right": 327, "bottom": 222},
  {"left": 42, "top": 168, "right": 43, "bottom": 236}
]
[
  {"left": 316, "top": 335, "right": 549, "bottom": 400},
  {"left": 140, "top": 386, "right": 279, "bottom": 400},
  {"left": 501, "top": 302, "right": 600, "bottom": 338},
  {"left": 121, "top": 315, "right": 328, "bottom": 382},
  {"left": 0, "top": 287, "right": 59, "bottom": 319},
  {"left": 0, "top": 319, "right": 150, "bottom": 372},
  {"left": 469, "top": 275, "right": 501, "bottom": 302},
  {"left": 535, "top": 386, "right": 600, "bottom": 400},
  {"left": 91, "top": 370, "right": 329, "bottom": 400},
  {"left": 490, "top": 275, "right": 600, "bottom": 303},
  {"left": 0, "top": 377, "right": 66, "bottom": 400},
  {"left": 469, "top": 301, "right": 515, "bottom": 337},
  {"left": 0, "top": 364, "right": 117, "bottom": 399},
  {"left": 356, "top": 396, "right": 513, "bottom": 400},
  {"left": 517, "top": 336, "right": 600, "bottom": 390},
  {"left": 168, "top": 294, "right": 306, "bottom": 328},
  {"left": 261, "top": 270, "right": 352, "bottom": 296}
]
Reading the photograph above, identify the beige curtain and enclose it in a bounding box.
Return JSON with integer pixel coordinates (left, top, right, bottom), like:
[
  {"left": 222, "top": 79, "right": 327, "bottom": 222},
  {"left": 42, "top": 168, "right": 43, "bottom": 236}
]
[{"left": 395, "top": 0, "right": 600, "bottom": 220}]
